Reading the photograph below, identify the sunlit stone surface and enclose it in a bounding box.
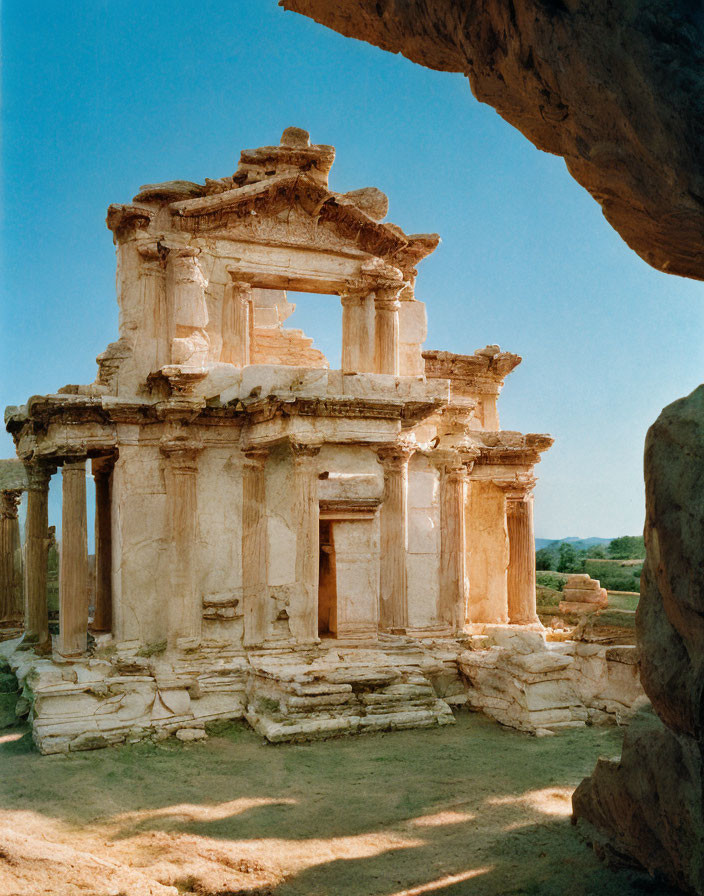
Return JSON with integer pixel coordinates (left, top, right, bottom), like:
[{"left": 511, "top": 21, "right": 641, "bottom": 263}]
[{"left": 1, "top": 128, "right": 642, "bottom": 754}]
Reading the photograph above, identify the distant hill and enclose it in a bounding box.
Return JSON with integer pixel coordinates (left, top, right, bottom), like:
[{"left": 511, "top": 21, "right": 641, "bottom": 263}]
[{"left": 535, "top": 536, "right": 613, "bottom": 552}]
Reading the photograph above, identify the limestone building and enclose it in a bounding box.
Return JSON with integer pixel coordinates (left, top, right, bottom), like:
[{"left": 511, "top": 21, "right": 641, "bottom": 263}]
[{"left": 3, "top": 128, "right": 554, "bottom": 751}]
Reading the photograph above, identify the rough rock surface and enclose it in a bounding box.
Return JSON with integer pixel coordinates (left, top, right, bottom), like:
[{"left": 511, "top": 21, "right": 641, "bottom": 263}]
[
  {"left": 574, "top": 386, "right": 704, "bottom": 894},
  {"left": 280, "top": 0, "right": 704, "bottom": 281}
]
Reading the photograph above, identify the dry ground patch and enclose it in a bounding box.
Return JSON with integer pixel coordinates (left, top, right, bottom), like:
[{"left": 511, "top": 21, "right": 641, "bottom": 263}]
[{"left": 0, "top": 713, "right": 675, "bottom": 895}]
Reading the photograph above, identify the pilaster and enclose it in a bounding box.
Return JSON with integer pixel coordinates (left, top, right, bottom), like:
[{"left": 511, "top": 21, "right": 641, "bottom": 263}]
[
  {"left": 160, "top": 438, "right": 203, "bottom": 647},
  {"left": 290, "top": 440, "right": 322, "bottom": 642},
  {"left": 377, "top": 441, "right": 414, "bottom": 632},
  {"left": 241, "top": 448, "right": 269, "bottom": 647}
]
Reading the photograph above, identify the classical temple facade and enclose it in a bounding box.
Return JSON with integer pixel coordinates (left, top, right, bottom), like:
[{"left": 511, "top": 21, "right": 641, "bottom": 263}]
[{"left": 2, "top": 128, "right": 556, "bottom": 752}]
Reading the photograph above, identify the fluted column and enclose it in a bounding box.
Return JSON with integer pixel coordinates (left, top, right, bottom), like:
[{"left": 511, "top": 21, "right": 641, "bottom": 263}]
[
  {"left": 91, "top": 457, "right": 114, "bottom": 632},
  {"left": 58, "top": 459, "right": 89, "bottom": 657},
  {"left": 242, "top": 448, "right": 269, "bottom": 647},
  {"left": 291, "top": 440, "right": 321, "bottom": 642},
  {"left": 0, "top": 490, "right": 22, "bottom": 621},
  {"left": 341, "top": 290, "right": 373, "bottom": 373},
  {"left": 506, "top": 481, "right": 539, "bottom": 625},
  {"left": 222, "top": 274, "right": 252, "bottom": 366},
  {"left": 434, "top": 457, "right": 470, "bottom": 633},
  {"left": 161, "top": 439, "right": 202, "bottom": 647},
  {"left": 373, "top": 288, "right": 401, "bottom": 375},
  {"left": 22, "top": 463, "right": 52, "bottom": 649},
  {"left": 377, "top": 443, "right": 413, "bottom": 632}
]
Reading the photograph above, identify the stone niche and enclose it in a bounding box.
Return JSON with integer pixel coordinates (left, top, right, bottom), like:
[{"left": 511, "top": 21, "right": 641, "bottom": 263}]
[{"left": 2, "top": 126, "right": 639, "bottom": 756}]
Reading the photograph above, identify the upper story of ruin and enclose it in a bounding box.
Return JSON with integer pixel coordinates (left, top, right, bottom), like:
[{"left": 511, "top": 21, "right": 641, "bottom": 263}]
[{"left": 6, "top": 128, "right": 541, "bottom": 462}]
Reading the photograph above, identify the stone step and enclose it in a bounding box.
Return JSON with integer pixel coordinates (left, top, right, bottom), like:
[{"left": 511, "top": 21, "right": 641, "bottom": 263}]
[{"left": 245, "top": 661, "right": 455, "bottom": 742}]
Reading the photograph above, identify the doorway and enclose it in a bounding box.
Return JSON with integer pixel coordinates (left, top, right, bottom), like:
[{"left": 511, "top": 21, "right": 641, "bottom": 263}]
[{"left": 318, "top": 520, "right": 337, "bottom": 637}]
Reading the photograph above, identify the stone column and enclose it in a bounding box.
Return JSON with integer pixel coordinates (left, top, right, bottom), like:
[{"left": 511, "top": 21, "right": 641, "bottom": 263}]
[
  {"left": 58, "top": 459, "right": 89, "bottom": 657},
  {"left": 22, "top": 463, "right": 52, "bottom": 649},
  {"left": 373, "top": 288, "right": 401, "bottom": 376},
  {"left": 91, "top": 457, "right": 114, "bottom": 632},
  {"left": 341, "top": 290, "right": 373, "bottom": 373},
  {"left": 290, "top": 440, "right": 321, "bottom": 642},
  {"left": 221, "top": 274, "right": 252, "bottom": 366},
  {"left": 466, "top": 478, "right": 509, "bottom": 624},
  {"left": 242, "top": 448, "right": 269, "bottom": 647},
  {"left": 137, "top": 244, "right": 169, "bottom": 371},
  {"left": 434, "top": 457, "right": 470, "bottom": 633},
  {"left": 168, "top": 250, "right": 210, "bottom": 367},
  {"left": 0, "top": 490, "right": 22, "bottom": 620},
  {"left": 506, "top": 481, "right": 539, "bottom": 625},
  {"left": 161, "top": 439, "right": 202, "bottom": 647},
  {"left": 377, "top": 443, "right": 413, "bottom": 632}
]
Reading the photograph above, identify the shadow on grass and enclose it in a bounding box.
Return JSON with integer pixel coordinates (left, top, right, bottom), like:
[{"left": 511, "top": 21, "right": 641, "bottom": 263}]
[{"left": 0, "top": 713, "right": 682, "bottom": 895}]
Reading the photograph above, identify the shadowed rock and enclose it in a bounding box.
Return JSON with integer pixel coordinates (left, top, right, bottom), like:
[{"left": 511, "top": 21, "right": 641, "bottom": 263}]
[
  {"left": 573, "top": 386, "right": 704, "bottom": 894},
  {"left": 279, "top": 0, "right": 704, "bottom": 281}
]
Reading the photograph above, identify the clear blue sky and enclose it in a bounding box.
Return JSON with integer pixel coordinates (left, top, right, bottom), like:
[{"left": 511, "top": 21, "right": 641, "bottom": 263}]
[{"left": 2, "top": 0, "right": 702, "bottom": 541}]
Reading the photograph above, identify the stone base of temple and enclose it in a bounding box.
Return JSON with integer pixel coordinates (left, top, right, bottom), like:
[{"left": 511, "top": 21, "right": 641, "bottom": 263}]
[
  {"left": 244, "top": 640, "right": 456, "bottom": 742},
  {"left": 459, "top": 626, "right": 647, "bottom": 735},
  {"left": 0, "top": 627, "right": 646, "bottom": 753}
]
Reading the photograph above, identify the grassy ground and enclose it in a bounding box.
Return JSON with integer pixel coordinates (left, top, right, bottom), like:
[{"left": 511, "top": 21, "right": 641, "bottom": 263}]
[{"left": 0, "top": 712, "right": 673, "bottom": 896}]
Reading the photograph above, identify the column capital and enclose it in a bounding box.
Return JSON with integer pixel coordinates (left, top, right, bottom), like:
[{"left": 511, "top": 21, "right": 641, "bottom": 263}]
[
  {"left": 373, "top": 286, "right": 402, "bottom": 312},
  {"left": 242, "top": 446, "right": 269, "bottom": 470},
  {"left": 430, "top": 447, "right": 479, "bottom": 478},
  {"left": 23, "top": 461, "right": 55, "bottom": 491},
  {"left": 62, "top": 456, "right": 87, "bottom": 472},
  {"left": 290, "top": 439, "right": 323, "bottom": 461},
  {"left": 340, "top": 289, "right": 368, "bottom": 308},
  {"left": 0, "top": 489, "right": 22, "bottom": 520},
  {"left": 497, "top": 473, "right": 537, "bottom": 501},
  {"left": 225, "top": 267, "right": 253, "bottom": 290},
  {"left": 377, "top": 439, "right": 415, "bottom": 470},
  {"left": 91, "top": 455, "right": 116, "bottom": 478},
  {"left": 160, "top": 436, "right": 203, "bottom": 471}
]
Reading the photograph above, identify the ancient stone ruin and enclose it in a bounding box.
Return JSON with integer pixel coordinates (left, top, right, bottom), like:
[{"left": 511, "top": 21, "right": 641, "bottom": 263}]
[
  {"left": 559, "top": 574, "right": 608, "bottom": 615},
  {"left": 0, "top": 128, "right": 645, "bottom": 756},
  {"left": 0, "top": 127, "right": 556, "bottom": 751}
]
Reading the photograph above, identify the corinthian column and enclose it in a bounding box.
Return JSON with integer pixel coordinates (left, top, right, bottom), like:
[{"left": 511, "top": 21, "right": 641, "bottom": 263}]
[
  {"left": 377, "top": 442, "right": 413, "bottom": 632},
  {"left": 291, "top": 440, "right": 321, "bottom": 642},
  {"left": 341, "top": 290, "right": 373, "bottom": 373},
  {"left": 22, "top": 463, "right": 52, "bottom": 650},
  {"left": 242, "top": 448, "right": 269, "bottom": 647},
  {"left": 91, "top": 457, "right": 114, "bottom": 632},
  {"left": 373, "top": 288, "right": 401, "bottom": 375},
  {"left": 222, "top": 273, "right": 252, "bottom": 366},
  {"left": 161, "top": 439, "right": 202, "bottom": 647},
  {"left": 0, "top": 490, "right": 22, "bottom": 621},
  {"left": 58, "top": 459, "right": 89, "bottom": 657},
  {"left": 506, "top": 479, "right": 539, "bottom": 625},
  {"left": 433, "top": 456, "right": 470, "bottom": 633}
]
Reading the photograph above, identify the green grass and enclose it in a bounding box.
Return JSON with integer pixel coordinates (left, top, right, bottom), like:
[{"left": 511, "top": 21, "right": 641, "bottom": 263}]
[{"left": 0, "top": 712, "right": 673, "bottom": 896}]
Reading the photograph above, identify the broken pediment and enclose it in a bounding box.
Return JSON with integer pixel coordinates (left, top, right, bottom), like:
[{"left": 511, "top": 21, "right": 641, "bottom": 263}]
[{"left": 110, "top": 129, "right": 439, "bottom": 271}]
